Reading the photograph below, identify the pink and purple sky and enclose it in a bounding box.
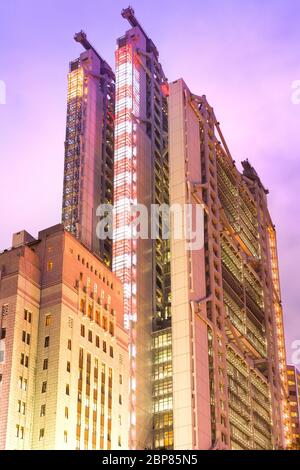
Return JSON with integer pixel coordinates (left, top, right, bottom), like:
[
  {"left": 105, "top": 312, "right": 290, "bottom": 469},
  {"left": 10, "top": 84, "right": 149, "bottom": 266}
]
[{"left": 0, "top": 0, "right": 299, "bottom": 361}]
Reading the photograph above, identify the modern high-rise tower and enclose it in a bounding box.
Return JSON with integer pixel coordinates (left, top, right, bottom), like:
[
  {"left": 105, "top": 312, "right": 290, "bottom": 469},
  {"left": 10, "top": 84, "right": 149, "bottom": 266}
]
[
  {"left": 113, "top": 7, "right": 170, "bottom": 449},
  {"left": 62, "top": 32, "right": 115, "bottom": 267},
  {"left": 287, "top": 365, "right": 300, "bottom": 448},
  {"left": 168, "top": 78, "right": 291, "bottom": 449}
]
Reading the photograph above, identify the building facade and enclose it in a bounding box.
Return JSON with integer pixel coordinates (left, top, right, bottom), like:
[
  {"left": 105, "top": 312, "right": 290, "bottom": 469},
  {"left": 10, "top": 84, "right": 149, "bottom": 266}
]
[
  {"left": 62, "top": 32, "right": 115, "bottom": 267},
  {"left": 0, "top": 225, "right": 129, "bottom": 450},
  {"left": 168, "top": 78, "right": 291, "bottom": 449},
  {"left": 287, "top": 365, "right": 300, "bottom": 448},
  {"left": 112, "top": 7, "right": 171, "bottom": 449}
]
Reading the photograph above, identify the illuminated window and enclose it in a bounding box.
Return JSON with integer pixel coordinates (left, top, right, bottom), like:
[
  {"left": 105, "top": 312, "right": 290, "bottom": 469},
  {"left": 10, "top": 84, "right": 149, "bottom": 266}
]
[
  {"left": 80, "top": 299, "right": 85, "bottom": 314},
  {"left": 47, "top": 261, "right": 53, "bottom": 272},
  {"left": 19, "top": 377, "right": 27, "bottom": 391},
  {"left": 88, "top": 304, "right": 93, "bottom": 319}
]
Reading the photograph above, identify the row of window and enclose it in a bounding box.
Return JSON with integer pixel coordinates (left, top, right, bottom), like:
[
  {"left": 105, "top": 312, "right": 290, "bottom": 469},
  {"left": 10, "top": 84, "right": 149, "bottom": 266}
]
[
  {"left": 1, "top": 306, "right": 31, "bottom": 320},
  {"left": 77, "top": 255, "right": 114, "bottom": 290},
  {"left": 80, "top": 326, "right": 114, "bottom": 357}
]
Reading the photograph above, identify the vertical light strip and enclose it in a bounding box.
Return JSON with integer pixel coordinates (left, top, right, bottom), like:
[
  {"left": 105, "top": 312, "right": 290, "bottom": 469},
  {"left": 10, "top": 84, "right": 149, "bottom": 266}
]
[
  {"left": 268, "top": 226, "right": 292, "bottom": 447},
  {"left": 113, "top": 43, "right": 139, "bottom": 449}
]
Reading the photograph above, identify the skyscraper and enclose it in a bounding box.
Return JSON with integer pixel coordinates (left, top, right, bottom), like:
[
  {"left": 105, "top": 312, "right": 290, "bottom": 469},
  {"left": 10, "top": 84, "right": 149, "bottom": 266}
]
[
  {"left": 287, "top": 365, "right": 300, "bottom": 448},
  {"left": 62, "top": 32, "right": 115, "bottom": 267},
  {"left": 0, "top": 225, "right": 129, "bottom": 450},
  {"left": 168, "top": 78, "right": 291, "bottom": 449},
  {"left": 113, "top": 7, "right": 170, "bottom": 449}
]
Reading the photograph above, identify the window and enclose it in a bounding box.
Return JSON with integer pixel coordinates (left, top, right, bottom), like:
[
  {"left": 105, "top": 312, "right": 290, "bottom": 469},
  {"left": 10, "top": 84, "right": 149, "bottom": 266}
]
[
  {"left": 24, "top": 309, "right": 32, "bottom": 323},
  {"left": 44, "top": 336, "right": 50, "bottom": 348},
  {"left": 47, "top": 260, "right": 53, "bottom": 272},
  {"left": 22, "top": 330, "right": 30, "bottom": 345},
  {"left": 88, "top": 330, "right": 92, "bottom": 343},
  {"left": 65, "top": 407, "right": 69, "bottom": 419},
  {"left": 43, "top": 359, "right": 48, "bottom": 370},
  {"left": 19, "top": 377, "right": 27, "bottom": 391},
  {"left": 0, "top": 373, "right": 2, "bottom": 383},
  {"left": 67, "top": 361, "right": 71, "bottom": 373},
  {"left": 1, "top": 304, "right": 9, "bottom": 316},
  {"left": 42, "top": 381, "right": 47, "bottom": 393},
  {"left": 80, "top": 324, "right": 85, "bottom": 337},
  {"left": 40, "top": 405, "right": 46, "bottom": 417},
  {"left": 118, "top": 435, "right": 122, "bottom": 447},
  {"left": 64, "top": 431, "right": 68, "bottom": 443},
  {"left": 103, "top": 341, "right": 107, "bottom": 353},
  {"left": 66, "top": 384, "right": 70, "bottom": 395},
  {"left": 0, "top": 350, "right": 4, "bottom": 362},
  {"left": 67, "top": 339, "right": 72, "bottom": 350},
  {"left": 0, "top": 328, "right": 6, "bottom": 340},
  {"left": 45, "top": 315, "right": 52, "bottom": 326},
  {"left": 110, "top": 346, "right": 114, "bottom": 358},
  {"left": 16, "top": 425, "right": 24, "bottom": 439},
  {"left": 119, "top": 394, "right": 122, "bottom": 405},
  {"left": 39, "top": 428, "right": 45, "bottom": 440},
  {"left": 119, "top": 374, "right": 123, "bottom": 385},
  {"left": 18, "top": 401, "right": 26, "bottom": 415},
  {"left": 96, "top": 335, "right": 100, "bottom": 348}
]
